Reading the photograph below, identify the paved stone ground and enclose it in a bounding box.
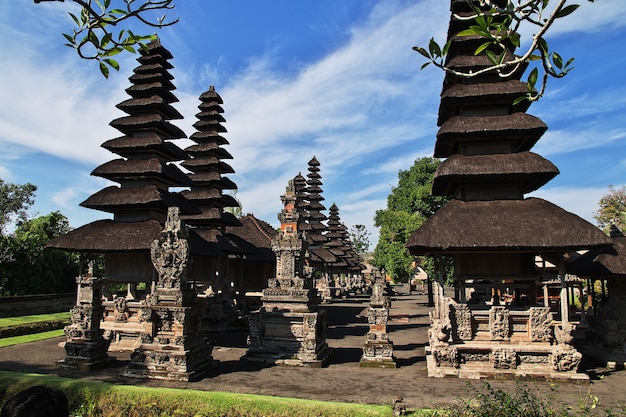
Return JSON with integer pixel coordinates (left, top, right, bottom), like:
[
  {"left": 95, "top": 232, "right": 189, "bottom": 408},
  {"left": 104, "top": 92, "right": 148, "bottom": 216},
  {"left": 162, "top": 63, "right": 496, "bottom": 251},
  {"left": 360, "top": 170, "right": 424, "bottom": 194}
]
[{"left": 1, "top": 285, "right": 625, "bottom": 412}]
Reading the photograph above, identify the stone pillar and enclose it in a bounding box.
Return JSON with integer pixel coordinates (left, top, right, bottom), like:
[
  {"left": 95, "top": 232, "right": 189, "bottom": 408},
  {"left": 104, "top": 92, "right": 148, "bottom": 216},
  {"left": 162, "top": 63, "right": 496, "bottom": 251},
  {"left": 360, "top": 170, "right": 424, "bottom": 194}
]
[
  {"left": 123, "top": 207, "right": 214, "bottom": 381},
  {"left": 360, "top": 276, "right": 395, "bottom": 368},
  {"left": 559, "top": 258, "right": 569, "bottom": 324},
  {"left": 58, "top": 274, "right": 111, "bottom": 370}
]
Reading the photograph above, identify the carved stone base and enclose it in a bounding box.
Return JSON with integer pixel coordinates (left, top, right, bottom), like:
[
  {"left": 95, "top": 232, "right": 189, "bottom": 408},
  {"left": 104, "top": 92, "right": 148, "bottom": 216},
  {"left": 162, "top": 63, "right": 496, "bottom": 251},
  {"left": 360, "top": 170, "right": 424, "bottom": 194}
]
[
  {"left": 360, "top": 340, "right": 396, "bottom": 368},
  {"left": 245, "top": 310, "right": 329, "bottom": 367},
  {"left": 57, "top": 340, "right": 113, "bottom": 371},
  {"left": 425, "top": 342, "right": 589, "bottom": 380},
  {"left": 123, "top": 339, "right": 214, "bottom": 381}
]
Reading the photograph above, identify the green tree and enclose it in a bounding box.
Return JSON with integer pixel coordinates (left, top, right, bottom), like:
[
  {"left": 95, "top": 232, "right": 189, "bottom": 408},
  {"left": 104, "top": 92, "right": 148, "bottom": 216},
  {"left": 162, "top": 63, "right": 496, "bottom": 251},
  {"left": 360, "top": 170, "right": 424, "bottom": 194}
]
[
  {"left": 0, "top": 179, "right": 37, "bottom": 235},
  {"left": 348, "top": 224, "right": 371, "bottom": 256},
  {"left": 372, "top": 157, "right": 448, "bottom": 282},
  {"left": 0, "top": 211, "right": 78, "bottom": 295},
  {"left": 34, "top": 0, "right": 179, "bottom": 77},
  {"left": 415, "top": 0, "right": 595, "bottom": 102},
  {"left": 594, "top": 185, "right": 626, "bottom": 235}
]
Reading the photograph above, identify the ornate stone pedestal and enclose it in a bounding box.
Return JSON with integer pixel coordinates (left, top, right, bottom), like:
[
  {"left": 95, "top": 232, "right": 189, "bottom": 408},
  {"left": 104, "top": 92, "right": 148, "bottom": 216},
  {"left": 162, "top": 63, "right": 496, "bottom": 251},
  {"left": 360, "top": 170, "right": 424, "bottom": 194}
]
[
  {"left": 360, "top": 277, "right": 395, "bottom": 368},
  {"left": 59, "top": 275, "right": 112, "bottom": 370},
  {"left": 245, "top": 236, "right": 329, "bottom": 367},
  {"left": 123, "top": 207, "right": 214, "bottom": 381}
]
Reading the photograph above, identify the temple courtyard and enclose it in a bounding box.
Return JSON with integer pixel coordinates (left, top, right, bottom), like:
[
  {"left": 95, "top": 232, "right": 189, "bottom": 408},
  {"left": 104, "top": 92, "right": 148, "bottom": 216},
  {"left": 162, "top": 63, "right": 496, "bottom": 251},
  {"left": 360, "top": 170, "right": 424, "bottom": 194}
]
[{"left": 1, "top": 286, "right": 625, "bottom": 411}]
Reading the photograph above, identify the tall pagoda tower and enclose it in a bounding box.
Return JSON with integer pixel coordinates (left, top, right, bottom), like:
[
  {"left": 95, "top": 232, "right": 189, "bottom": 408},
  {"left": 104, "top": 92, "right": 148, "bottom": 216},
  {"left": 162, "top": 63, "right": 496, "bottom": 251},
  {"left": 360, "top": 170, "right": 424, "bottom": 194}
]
[
  {"left": 179, "top": 85, "right": 241, "bottom": 291},
  {"left": 406, "top": 0, "right": 611, "bottom": 379},
  {"left": 49, "top": 40, "right": 216, "bottom": 377},
  {"left": 181, "top": 86, "right": 241, "bottom": 230},
  {"left": 301, "top": 156, "right": 328, "bottom": 248}
]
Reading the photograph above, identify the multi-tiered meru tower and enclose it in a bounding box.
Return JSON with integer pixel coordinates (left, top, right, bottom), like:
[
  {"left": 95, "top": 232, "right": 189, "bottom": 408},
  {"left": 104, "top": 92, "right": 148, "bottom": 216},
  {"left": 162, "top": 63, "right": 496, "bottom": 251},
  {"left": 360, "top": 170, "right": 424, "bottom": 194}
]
[{"left": 406, "top": 0, "right": 611, "bottom": 379}]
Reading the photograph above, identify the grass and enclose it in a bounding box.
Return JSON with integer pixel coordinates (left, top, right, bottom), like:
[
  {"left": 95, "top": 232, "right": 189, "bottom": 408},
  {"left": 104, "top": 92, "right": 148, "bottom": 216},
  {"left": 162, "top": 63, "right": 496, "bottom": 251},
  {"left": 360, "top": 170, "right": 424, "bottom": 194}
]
[
  {"left": 0, "top": 312, "right": 70, "bottom": 328},
  {"left": 0, "top": 371, "right": 400, "bottom": 417},
  {"left": 0, "top": 329, "right": 65, "bottom": 348}
]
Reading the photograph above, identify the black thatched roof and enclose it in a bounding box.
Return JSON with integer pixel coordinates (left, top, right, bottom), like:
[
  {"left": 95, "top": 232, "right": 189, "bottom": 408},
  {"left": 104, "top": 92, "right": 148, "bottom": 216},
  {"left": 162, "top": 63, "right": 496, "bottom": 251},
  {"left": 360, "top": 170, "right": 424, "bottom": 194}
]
[
  {"left": 567, "top": 236, "right": 626, "bottom": 276},
  {"left": 101, "top": 134, "right": 188, "bottom": 161},
  {"left": 81, "top": 185, "right": 199, "bottom": 215},
  {"left": 435, "top": 113, "right": 547, "bottom": 158},
  {"left": 225, "top": 214, "right": 277, "bottom": 262},
  {"left": 91, "top": 158, "right": 191, "bottom": 186},
  {"left": 47, "top": 219, "right": 164, "bottom": 252},
  {"left": 438, "top": 80, "right": 530, "bottom": 126},
  {"left": 406, "top": 198, "right": 612, "bottom": 254},
  {"left": 432, "top": 152, "right": 559, "bottom": 196}
]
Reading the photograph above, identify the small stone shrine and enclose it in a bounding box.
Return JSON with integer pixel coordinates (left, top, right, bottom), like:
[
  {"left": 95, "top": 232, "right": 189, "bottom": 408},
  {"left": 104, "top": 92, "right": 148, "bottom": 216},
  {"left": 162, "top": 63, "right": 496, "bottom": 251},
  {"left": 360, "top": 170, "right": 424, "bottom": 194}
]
[
  {"left": 123, "top": 207, "right": 214, "bottom": 381},
  {"left": 245, "top": 177, "right": 329, "bottom": 367},
  {"left": 59, "top": 268, "right": 111, "bottom": 370},
  {"left": 360, "top": 274, "right": 395, "bottom": 368}
]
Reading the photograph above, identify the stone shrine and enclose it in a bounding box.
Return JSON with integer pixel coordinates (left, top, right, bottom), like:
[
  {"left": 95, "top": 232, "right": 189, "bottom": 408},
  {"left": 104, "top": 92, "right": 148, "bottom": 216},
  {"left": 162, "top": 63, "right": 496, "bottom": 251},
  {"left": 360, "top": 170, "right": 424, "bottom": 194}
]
[
  {"left": 245, "top": 177, "right": 329, "bottom": 367},
  {"left": 123, "top": 207, "right": 214, "bottom": 381},
  {"left": 360, "top": 274, "right": 395, "bottom": 368},
  {"left": 59, "top": 270, "right": 111, "bottom": 370}
]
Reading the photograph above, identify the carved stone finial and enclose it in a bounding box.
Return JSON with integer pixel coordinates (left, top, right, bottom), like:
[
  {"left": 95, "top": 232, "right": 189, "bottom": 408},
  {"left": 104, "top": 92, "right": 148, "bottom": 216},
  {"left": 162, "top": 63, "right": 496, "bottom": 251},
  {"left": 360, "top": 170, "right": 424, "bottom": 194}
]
[{"left": 151, "top": 207, "right": 189, "bottom": 289}]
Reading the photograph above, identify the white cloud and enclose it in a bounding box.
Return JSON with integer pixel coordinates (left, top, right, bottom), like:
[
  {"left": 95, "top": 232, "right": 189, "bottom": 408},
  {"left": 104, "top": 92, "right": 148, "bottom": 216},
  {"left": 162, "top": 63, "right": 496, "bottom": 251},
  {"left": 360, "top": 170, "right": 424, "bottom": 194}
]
[{"left": 529, "top": 185, "right": 625, "bottom": 225}]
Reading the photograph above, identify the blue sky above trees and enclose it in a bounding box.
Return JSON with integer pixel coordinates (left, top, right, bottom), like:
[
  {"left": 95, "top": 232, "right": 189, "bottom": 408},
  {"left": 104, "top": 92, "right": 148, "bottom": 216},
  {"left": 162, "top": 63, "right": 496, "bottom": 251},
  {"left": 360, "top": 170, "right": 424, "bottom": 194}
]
[{"left": 0, "top": 0, "right": 625, "bottom": 245}]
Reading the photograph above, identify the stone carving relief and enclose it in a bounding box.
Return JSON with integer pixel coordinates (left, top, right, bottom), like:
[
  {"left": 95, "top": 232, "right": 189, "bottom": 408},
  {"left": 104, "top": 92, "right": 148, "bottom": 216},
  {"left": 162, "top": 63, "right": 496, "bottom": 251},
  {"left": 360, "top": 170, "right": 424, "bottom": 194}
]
[
  {"left": 529, "top": 307, "right": 553, "bottom": 342},
  {"left": 491, "top": 348, "right": 517, "bottom": 369},
  {"left": 114, "top": 297, "right": 128, "bottom": 322},
  {"left": 489, "top": 306, "right": 511, "bottom": 341},
  {"left": 551, "top": 346, "right": 582, "bottom": 372},
  {"left": 150, "top": 207, "right": 189, "bottom": 289},
  {"left": 451, "top": 303, "right": 473, "bottom": 341}
]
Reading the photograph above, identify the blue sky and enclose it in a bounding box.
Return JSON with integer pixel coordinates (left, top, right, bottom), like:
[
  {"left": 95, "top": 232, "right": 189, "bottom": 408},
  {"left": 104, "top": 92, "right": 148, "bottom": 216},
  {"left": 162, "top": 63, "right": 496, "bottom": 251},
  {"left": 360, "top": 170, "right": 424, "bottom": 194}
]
[{"left": 1, "top": 1, "right": 625, "bottom": 247}]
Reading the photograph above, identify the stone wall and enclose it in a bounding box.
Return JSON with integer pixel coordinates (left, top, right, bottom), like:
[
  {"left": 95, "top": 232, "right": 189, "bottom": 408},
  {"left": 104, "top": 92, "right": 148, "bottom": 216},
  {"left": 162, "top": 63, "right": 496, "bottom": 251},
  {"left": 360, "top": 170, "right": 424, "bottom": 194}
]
[{"left": 0, "top": 293, "right": 75, "bottom": 317}]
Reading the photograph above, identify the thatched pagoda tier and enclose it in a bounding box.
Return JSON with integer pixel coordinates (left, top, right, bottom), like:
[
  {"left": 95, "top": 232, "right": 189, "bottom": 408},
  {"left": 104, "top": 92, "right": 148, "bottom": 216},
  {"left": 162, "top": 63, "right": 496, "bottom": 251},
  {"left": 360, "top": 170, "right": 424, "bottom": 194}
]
[
  {"left": 181, "top": 157, "right": 234, "bottom": 174},
  {"left": 116, "top": 96, "right": 183, "bottom": 119},
  {"left": 101, "top": 134, "right": 188, "bottom": 161},
  {"left": 432, "top": 152, "right": 559, "bottom": 196},
  {"left": 81, "top": 185, "right": 199, "bottom": 216},
  {"left": 48, "top": 219, "right": 226, "bottom": 257},
  {"left": 435, "top": 113, "right": 547, "bottom": 157},
  {"left": 91, "top": 158, "right": 191, "bottom": 186},
  {"left": 183, "top": 173, "right": 237, "bottom": 189},
  {"left": 48, "top": 219, "right": 164, "bottom": 252},
  {"left": 185, "top": 143, "right": 233, "bottom": 159},
  {"left": 407, "top": 198, "right": 611, "bottom": 254},
  {"left": 438, "top": 81, "right": 531, "bottom": 126},
  {"left": 109, "top": 113, "right": 186, "bottom": 138},
  {"left": 189, "top": 132, "right": 229, "bottom": 144}
]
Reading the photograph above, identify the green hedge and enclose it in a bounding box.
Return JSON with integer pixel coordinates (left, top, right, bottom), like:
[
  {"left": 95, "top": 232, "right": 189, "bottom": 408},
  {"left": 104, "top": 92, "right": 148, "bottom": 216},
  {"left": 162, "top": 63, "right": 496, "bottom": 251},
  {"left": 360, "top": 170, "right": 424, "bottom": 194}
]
[{"left": 0, "top": 372, "right": 401, "bottom": 417}]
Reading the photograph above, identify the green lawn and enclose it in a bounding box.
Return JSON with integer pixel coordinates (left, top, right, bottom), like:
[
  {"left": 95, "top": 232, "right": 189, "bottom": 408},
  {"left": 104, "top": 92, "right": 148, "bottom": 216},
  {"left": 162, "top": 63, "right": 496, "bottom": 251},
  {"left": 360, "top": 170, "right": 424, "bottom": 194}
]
[
  {"left": 0, "top": 329, "right": 65, "bottom": 348},
  {"left": 0, "top": 312, "right": 70, "bottom": 328},
  {"left": 0, "top": 371, "right": 409, "bottom": 417}
]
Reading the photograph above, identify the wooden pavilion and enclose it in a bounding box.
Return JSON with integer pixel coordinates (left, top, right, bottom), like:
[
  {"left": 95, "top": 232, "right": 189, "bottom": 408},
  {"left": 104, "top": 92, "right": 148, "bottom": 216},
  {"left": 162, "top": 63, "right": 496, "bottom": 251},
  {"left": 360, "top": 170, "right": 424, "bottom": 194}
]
[{"left": 406, "top": 0, "right": 611, "bottom": 379}]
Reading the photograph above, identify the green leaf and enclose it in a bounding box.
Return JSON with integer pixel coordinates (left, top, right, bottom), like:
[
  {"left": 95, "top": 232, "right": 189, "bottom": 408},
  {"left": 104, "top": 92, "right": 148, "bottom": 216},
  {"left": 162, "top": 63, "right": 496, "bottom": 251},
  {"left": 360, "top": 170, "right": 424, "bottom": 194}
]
[
  {"left": 428, "top": 37, "right": 441, "bottom": 57},
  {"left": 413, "top": 46, "right": 431, "bottom": 59},
  {"left": 442, "top": 40, "right": 451, "bottom": 57},
  {"left": 420, "top": 62, "right": 431, "bottom": 70},
  {"left": 104, "top": 0, "right": 111, "bottom": 8},
  {"left": 555, "top": 4, "right": 580, "bottom": 18},
  {"left": 512, "top": 95, "right": 528, "bottom": 106},
  {"left": 485, "top": 50, "right": 498, "bottom": 65},
  {"left": 509, "top": 32, "right": 521, "bottom": 48},
  {"left": 100, "top": 33, "right": 112, "bottom": 48},
  {"left": 552, "top": 52, "right": 563, "bottom": 69},
  {"left": 103, "top": 47, "right": 122, "bottom": 57},
  {"left": 99, "top": 61, "right": 110, "bottom": 78},
  {"left": 62, "top": 33, "right": 75, "bottom": 44},
  {"left": 565, "top": 57, "right": 575, "bottom": 68},
  {"left": 109, "top": 9, "right": 128, "bottom": 16},
  {"left": 103, "top": 58, "right": 120, "bottom": 71},
  {"left": 474, "top": 41, "right": 492, "bottom": 56},
  {"left": 68, "top": 12, "right": 81, "bottom": 27},
  {"left": 88, "top": 30, "right": 99, "bottom": 48},
  {"left": 527, "top": 67, "right": 539, "bottom": 90},
  {"left": 457, "top": 28, "right": 478, "bottom": 37}
]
